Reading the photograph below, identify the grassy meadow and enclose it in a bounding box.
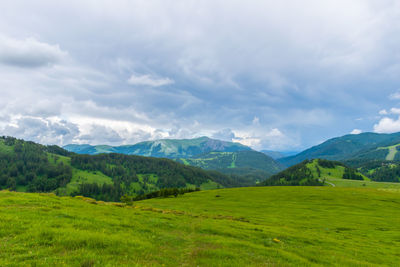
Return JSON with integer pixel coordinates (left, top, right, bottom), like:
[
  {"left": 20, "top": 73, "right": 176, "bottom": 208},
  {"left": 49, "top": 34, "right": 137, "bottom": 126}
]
[{"left": 1, "top": 187, "right": 400, "bottom": 266}]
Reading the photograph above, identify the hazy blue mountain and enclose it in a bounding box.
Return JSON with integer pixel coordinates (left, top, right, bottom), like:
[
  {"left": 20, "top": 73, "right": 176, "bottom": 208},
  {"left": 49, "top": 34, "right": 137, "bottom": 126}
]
[
  {"left": 64, "top": 136, "right": 252, "bottom": 158},
  {"left": 260, "top": 150, "right": 299, "bottom": 159},
  {"left": 279, "top": 132, "right": 400, "bottom": 167}
]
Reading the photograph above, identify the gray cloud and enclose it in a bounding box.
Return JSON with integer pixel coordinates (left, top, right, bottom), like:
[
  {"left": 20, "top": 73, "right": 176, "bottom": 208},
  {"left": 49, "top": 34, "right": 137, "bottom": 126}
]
[
  {"left": 0, "top": 36, "right": 67, "bottom": 68},
  {"left": 212, "top": 129, "right": 236, "bottom": 141},
  {"left": 0, "top": 1, "right": 399, "bottom": 149},
  {"left": 127, "top": 73, "right": 174, "bottom": 87},
  {"left": 79, "top": 125, "right": 124, "bottom": 145},
  {"left": 2, "top": 117, "right": 80, "bottom": 145}
]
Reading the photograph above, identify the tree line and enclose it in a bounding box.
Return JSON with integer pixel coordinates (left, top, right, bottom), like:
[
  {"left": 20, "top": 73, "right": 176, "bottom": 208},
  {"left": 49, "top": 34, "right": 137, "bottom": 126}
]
[
  {"left": 0, "top": 136, "right": 247, "bottom": 202},
  {"left": 262, "top": 160, "right": 323, "bottom": 186},
  {"left": 0, "top": 137, "right": 72, "bottom": 192}
]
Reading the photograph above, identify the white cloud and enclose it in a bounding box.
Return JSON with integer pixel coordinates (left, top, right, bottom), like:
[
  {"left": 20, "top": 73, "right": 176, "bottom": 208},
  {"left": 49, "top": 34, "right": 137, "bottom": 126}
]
[
  {"left": 0, "top": 35, "right": 67, "bottom": 68},
  {"left": 350, "top": 129, "right": 362, "bottom": 134},
  {"left": 0, "top": 1, "right": 400, "bottom": 149},
  {"left": 374, "top": 116, "right": 400, "bottom": 133},
  {"left": 252, "top": 116, "right": 260, "bottom": 125},
  {"left": 2, "top": 116, "right": 79, "bottom": 145},
  {"left": 379, "top": 109, "right": 388, "bottom": 115},
  {"left": 389, "top": 90, "right": 400, "bottom": 100},
  {"left": 212, "top": 128, "right": 236, "bottom": 141},
  {"left": 390, "top": 108, "right": 400, "bottom": 115},
  {"left": 232, "top": 128, "right": 295, "bottom": 150},
  {"left": 127, "top": 73, "right": 174, "bottom": 87}
]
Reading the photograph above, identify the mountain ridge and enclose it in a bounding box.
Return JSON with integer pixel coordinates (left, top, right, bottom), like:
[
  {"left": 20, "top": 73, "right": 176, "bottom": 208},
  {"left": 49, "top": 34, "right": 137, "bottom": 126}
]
[
  {"left": 278, "top": 132, "right": 400, "bottom": 166},
  {"left": 64, "top": 136, "right": 252, "bottom": 158},
  {"left": 176, "top": 150, "right": 285, "bottom": 181}
]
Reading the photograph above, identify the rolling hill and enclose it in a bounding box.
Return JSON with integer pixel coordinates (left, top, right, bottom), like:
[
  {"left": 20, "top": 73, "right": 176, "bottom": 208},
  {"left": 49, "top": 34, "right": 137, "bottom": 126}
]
[
  {"left": 176, "top": 150, "right": 284, "bottom": 181},
  {"left": 279, "top": 132, "right": 400, "bottom": 166},
  {"left": 2, "top": 187, "right": 400, "bottom": 266},
  {"left": 263, "top": 159, "right": 369, "bottom": 186},
  {"left": 64, "top": 136, "right": 252, "bottom": 158},
  {"left": 0, "top": 136, "right": 251, "bottom": 201}
]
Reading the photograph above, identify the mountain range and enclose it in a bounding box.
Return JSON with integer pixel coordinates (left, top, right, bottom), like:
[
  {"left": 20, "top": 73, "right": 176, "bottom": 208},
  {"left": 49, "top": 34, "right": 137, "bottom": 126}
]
[
  {"left": 3, "top": 131, "right": 400, "bottom": 201},
  {"left": 176, "top": 150, "right": 285, "bottom": 182},
  {"left": 0, "top": 136, "right": 255, "bottom": 202},
  {"left": 64, "top": 137, "right": 283, "bottom": 179},
  {"left": 260, "top": 150, "right": 298, "bottom": 159},
  {"left": 278, "top": 132, "right": 400, "bottom": 166},
  {"left": 64, "top": 136, "right": 251, "bottom": 158},
  {"left": 64, "top": 132, "right": 400, "bottom": 181}
]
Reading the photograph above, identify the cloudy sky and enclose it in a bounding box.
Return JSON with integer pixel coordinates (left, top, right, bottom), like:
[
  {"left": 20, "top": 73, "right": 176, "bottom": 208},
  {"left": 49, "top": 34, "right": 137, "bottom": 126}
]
[{"left": 1, "top": 0, "right": 400, "bottom": 151}]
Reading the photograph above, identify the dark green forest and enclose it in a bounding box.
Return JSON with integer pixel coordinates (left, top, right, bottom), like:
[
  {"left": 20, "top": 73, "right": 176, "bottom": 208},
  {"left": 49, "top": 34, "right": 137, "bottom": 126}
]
[
  {"left": 262, "top": 160, "right": 324, "bottom": 186},
  {"left": 0, "top": 136, "right": 256, "bottom": 201},
  {"left": 2, "top": 135, "right": 400, "bottom": 202},
  {"left": 0, "top": 137, "right": 72, "bottom": 192}
]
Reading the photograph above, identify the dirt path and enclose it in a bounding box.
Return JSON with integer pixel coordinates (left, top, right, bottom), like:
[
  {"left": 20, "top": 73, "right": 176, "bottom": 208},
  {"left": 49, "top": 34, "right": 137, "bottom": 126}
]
[{"left": 319, "top": 179, "right": 336, "bottom": 187}]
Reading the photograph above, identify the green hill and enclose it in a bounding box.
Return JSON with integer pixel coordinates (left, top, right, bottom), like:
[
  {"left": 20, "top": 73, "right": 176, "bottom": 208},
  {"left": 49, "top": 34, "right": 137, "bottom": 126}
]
[
  {"left": 176, "top": 151, "right": 284, "bottom": 182},
  {"left": 263, "top": 159, "right": 370, "bottom": 186},
  {"left": 279, "top": 132, "right": 400, "bottom": 166},
  {"left": 268, "top": 158, "right": 400, "bottom": 189},
  {"left": 350, "top": 160, "right": 400, "bottom": 183},
  {"left": 0, "top": 136, "right": 249, "bottom": 201},
  {"left": 64, "top": 136, "right": 252, "bottom": 158},
  {"left": 1, "top": 187, "right": 400, "bottom": 266}
]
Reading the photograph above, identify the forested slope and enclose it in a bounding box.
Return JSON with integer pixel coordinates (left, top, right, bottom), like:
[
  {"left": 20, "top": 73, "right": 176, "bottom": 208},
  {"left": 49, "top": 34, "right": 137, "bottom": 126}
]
[{"left": 0, "top": 136, "right": 250, "bottom": 201}]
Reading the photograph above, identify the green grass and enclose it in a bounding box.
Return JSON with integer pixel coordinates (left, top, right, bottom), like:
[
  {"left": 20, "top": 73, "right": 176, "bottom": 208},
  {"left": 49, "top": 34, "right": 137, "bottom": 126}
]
[
  {"left": 306, "top": 160, "right": 369, "bottom": 181},
  {"left": 59, "top": 170, "right": 113, "bottom": 195},
  {"left": 0, "top": 140, "right": 13, "bottom": 154},
  {"left": 323, "top": 177, "right": 400, "bottom": 189},
  {"left": 1, "top": 187, "right": 400, "bottom": 266},
  {"left": 137, "top": 174, "right": 158, "bottom": 183},
  {"left": 179, "top": 158, "right": 190, "bottom": 165},
  {"left": 228, "top": 153, "right": 237, "bottom": 168},
  {"left": 377, "top": 143, "right": 400, "bottom": 160},
  {"left": 199, "top": 180, "right": 221, "bottom": 190},
  {"left": 48, "top": 153, "right": 71, "bottom": 165},
  {"left": 305, "top": 160, "right": 400, "bottom": 188}
]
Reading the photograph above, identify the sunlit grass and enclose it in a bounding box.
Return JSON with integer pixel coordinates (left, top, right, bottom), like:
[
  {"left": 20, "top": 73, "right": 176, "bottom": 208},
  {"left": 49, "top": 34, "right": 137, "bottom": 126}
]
[{"left": 1, "top": 187, "right": 400, "bottom": 266}]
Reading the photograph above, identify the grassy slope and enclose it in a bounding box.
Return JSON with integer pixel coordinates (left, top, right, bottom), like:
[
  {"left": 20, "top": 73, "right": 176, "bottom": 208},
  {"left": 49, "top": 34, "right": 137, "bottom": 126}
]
[
  {"left": 377, "top": 143, "right": 400, "bottom": 160},
  {"left": 47, "top": 154, "right": 114, "bottom": 195},
  {"left": 322, "top": 177, "right": 400, "bottom": 188},
  {"left": 2, "top": 142, "right": 221, "bottom": 195},
  {"left": 1, "top": 187, "right": 400, "bottom": 266},
  {"left": 305, "top": 159, "right": 400, "bottom": 188},
  {"left": 306, "top": 160, "right": 369, "bottom": 181},
  {"left": 0, "top": 140, "right": 13, "bottom": 154}
]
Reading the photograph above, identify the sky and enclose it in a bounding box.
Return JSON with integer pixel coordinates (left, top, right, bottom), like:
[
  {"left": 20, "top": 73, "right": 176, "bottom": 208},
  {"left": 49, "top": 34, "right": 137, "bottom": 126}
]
[{"left": 1, "top": 0, "right": 400, "bottom": 151}]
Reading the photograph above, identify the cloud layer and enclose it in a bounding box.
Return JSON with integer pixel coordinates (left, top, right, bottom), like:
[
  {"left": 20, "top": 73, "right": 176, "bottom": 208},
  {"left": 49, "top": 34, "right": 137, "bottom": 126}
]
[
  {"left": 0, "top": 36, "right": 67, "bottom": 68},
  {"left": 1, "top": 0, "right": 400, "bottom": 150}
]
